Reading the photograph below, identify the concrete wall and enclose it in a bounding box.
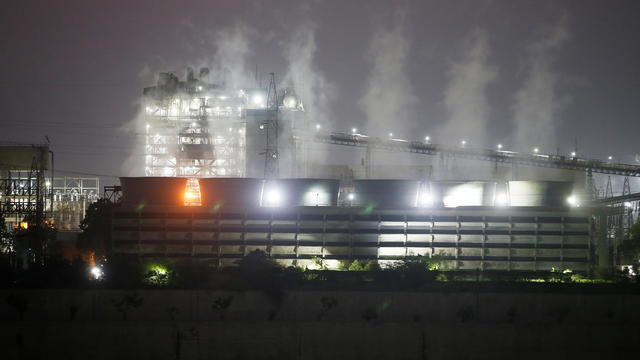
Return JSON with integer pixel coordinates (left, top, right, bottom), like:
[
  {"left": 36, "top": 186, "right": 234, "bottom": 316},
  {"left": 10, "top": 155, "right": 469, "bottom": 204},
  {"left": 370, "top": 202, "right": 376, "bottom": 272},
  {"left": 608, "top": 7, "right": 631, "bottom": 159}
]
[{"left": 1, "top": 289, "right": 639, "bottom": 359}]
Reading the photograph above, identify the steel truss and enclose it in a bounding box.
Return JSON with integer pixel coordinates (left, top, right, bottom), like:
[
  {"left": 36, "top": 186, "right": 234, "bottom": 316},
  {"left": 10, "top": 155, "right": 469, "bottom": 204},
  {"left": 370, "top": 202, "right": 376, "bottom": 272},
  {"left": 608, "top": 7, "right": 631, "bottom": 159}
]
[{"left": 309, "top": 132, "right": 640, "bottom": 177}]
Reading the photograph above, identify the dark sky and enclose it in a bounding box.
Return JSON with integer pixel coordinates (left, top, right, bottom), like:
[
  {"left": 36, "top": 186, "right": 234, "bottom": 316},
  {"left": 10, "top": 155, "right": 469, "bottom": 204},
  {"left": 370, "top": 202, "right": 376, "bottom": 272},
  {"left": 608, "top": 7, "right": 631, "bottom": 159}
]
[{"left": 1, "top": 0, "right": 639, "bottom": 182}]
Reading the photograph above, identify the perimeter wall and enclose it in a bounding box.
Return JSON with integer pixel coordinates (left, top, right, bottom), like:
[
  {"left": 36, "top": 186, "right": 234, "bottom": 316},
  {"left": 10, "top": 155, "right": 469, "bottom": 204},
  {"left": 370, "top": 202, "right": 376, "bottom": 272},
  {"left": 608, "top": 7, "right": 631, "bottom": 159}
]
[{"left": 1, "top": 288, "right": 639, "bottom": 359}]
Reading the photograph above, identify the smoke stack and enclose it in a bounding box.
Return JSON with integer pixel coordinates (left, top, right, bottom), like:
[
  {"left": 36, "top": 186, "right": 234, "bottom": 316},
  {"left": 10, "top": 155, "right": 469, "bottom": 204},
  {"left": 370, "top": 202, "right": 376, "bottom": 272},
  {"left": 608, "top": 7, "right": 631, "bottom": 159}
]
[
  {"left": 186, "top": 67, "right": 195, "bottom": 83},
  {"left": 199, "top": 67, "right": 210, "bottom": 81}
]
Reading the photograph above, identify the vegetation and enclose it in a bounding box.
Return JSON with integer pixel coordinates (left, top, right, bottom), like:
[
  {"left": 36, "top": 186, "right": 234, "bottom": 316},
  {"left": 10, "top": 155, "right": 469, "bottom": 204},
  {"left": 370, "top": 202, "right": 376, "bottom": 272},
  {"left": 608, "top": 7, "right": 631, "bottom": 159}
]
[
  {"left": 621, "top": 220, "right": 640, "bottom": 275},
  {"left": 0, "top": 247, "right": 635, "bottom": 290},
  {"left": 78, "top": 198, "right": 114, "bottom": 256}
]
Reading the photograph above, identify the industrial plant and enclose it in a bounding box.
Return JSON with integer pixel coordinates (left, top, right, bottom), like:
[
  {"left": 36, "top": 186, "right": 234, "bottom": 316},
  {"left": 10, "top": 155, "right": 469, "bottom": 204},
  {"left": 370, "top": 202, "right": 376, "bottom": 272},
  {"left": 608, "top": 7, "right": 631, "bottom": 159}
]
[
  {"left": 1, "top": 69, "right": 639, "bottom": 276},
  {"left": 95, "top": 70, "right": 640, "bottom": 276}
]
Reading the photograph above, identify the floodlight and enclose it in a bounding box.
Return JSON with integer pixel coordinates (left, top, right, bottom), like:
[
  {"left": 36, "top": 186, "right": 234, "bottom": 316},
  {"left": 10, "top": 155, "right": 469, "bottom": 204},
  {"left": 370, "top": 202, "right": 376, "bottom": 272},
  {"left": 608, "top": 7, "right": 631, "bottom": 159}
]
[
  {"left": 264, "top": 188, "right": 283, "bottom": 207},
  {"left": 418, "top": 192, "right": 433, "bottom": 207},
  {"left": 90, "top": 266, "right": 104, "bottom": 280},
  {"left": 251, "top": 93, "right": 265, "bottom": 107},
  {"left": 347, "top": 193, "right": 355, "bottom": 201},
  {"left": 283, "top": 95, "right": 297, "bottom": 108},
  {"left": 495, "top": 193, "right": 508, "bottom": 206},
  {"left": 567, "top": 195, "right": 578, "bottom": 207}
]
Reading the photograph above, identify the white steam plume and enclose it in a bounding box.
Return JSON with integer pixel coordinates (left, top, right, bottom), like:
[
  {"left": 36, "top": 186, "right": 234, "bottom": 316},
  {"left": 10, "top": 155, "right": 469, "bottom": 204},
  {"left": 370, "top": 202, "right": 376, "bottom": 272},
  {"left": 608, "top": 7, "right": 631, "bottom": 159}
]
[
  {"left": 513, "top": 20, "right": 569, "bottom": 152},
  {"left": 358, "top": 12, "right": 416, "bottom": 137},
  {"left": 210, "top": 23, "right": 254, "bottom": 89},
  {"left": 282, "top": 22, "right": 335, "bottom": 127},
  {"left": 281, "top": 21, "right": 336, "bottom": 176},
  {"left": 439, "top": 29, "right": 496, "bottom": 147}
]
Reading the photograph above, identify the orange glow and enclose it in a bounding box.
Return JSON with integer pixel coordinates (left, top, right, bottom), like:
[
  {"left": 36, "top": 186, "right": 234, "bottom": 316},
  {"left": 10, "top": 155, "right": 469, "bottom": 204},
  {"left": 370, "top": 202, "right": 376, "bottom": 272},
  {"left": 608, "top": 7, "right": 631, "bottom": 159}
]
[
  {"left": 184, "top": 178, "right": 202, "bottom": 206},
  {"left": 19, "top": 222, "right": 29, "bottom": 230}
]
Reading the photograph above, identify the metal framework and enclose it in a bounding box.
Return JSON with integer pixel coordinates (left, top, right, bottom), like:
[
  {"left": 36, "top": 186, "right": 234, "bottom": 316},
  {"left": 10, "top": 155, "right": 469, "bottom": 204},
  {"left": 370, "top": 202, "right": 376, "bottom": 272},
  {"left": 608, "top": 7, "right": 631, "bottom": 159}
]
[
  {"left": 143, "top": 71, "right": 260, "bottom": 178},
  {"left": 309, "top": 132, "right": 640, "bottom": 177},
  {"left": 263, "top": 73, "right": 279, "bottom": 178},
  {"left": 0, "top": 147, "right": 48, "bottom": 227},
  {"left": 50, "top": 177, "right": 100, "bottom": 230}
]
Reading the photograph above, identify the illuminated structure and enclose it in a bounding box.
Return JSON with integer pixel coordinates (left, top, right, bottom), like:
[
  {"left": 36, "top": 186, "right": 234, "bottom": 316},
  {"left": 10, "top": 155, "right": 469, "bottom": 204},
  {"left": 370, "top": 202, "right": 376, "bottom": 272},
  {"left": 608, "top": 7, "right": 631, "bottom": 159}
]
[
  {"left": 0, "top": 144, "right": 50, "bottom": 229},
  {"left": 50, "top": 177, "right": 100, "bottom": 230},
  {"left": 143, "top": 69, "right": 252, "bottom": 177},
  {"left": 142, "top": 70, "right": 305, "bottom": 179},
  {"left": 111, "top": 177, "right": 593, "bottom": 273}
]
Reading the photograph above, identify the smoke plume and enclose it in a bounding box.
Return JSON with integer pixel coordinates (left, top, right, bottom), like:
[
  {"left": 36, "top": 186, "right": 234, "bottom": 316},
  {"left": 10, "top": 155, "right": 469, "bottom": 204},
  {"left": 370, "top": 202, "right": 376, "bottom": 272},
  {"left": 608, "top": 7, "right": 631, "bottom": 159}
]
[
  {"left": 513, "top": 20, "right": 570, "bottom": 152},
  {"left": 438, "top": 29, "right": 496, "bottom": 147},
  {"left": 359, "top": 12, "right": 416, "bottom": 137}
]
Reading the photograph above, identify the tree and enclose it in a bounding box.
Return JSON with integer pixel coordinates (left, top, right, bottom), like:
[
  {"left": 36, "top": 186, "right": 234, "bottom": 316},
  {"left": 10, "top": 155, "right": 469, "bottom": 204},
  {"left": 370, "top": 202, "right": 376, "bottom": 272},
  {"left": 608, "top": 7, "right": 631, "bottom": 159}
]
[{"left": 78, "top": 199, "right": 113, "bottom": 255}]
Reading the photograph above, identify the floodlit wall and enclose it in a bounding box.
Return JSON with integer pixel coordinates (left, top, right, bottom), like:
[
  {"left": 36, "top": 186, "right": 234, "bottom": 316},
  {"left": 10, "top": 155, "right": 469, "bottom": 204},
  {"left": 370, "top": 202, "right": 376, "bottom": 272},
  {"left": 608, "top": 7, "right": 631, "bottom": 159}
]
[{"left": 111, "top": 206, "right": 592, "bottom": 272}]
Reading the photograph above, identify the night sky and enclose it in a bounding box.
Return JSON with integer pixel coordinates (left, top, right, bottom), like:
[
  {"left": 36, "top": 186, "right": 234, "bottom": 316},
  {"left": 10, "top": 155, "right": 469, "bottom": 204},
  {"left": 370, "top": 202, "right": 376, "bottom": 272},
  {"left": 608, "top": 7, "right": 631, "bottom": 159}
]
[{"left": 1, "top": 0, "right": 639, "bottom": 183}]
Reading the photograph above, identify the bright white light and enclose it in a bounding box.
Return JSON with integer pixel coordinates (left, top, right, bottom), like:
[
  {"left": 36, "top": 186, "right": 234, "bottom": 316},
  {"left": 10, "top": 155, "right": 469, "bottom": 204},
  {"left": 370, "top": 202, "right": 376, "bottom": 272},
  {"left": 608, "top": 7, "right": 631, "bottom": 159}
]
[
  {"left": 461, "top": 140, "right": 466, "bottom": 147},
  {"left": 45, "top": 181, "right": 51, "bottom": 188},
  {"left": 197, "top": 86, "right": 203, "bottom": 91},
  {"left": 351, "top": 128, "right": 357, "bottom": 134},
  {"left": 264, "top": 188, "right": 282, "bottom": 207},
  {"left": 259, "top": 124, "right": 264, "bottom": 130},
  {"left": 567, "top": 195, "right": 578, "bottom": 207},
  {"left": 251, "top": 93, "right": 265, "bottom": 107},
  {"left": 90, "top": 266, "right": 103, "bottom": 280},
  {"left": 283, "top": 95, "right": 297, "bottom": 108},
  {"left": 442, "top": 183, "right": 484, "bottom": 207},
  {"left": 315, "top": 124, "right": 321, "bottom": 130},
  {"left": 418, "top": 192, "right": 432, "bottom": 207},
  {"left": 608, "top": 156, "right": 613, "bottom": 160},
  {"left": 571, "top": 152, "right": 576, "bottom": 157},
  {"left": 347, "top": 193, "right": 355, "bottom": 201},
  {"left": 219, "top": 95, "right": 228, "bottom": 100},
  {"left": 533, "top": 148, "right": 539, "bottom": 153},
  {"left": 497, "top": 144, "right": 503, "bottom": 150},
  {"left": 425, "top": 136, "right": 430, "bottom": 142},
  {"left": 389, "top": 132, "right": 393, "bottom": 138},
  {"left": 495, "top": 193, "right": 508, "bottom": 206},
  {"left": 624, "top": 202, "right": 632, "bottom": 208}
]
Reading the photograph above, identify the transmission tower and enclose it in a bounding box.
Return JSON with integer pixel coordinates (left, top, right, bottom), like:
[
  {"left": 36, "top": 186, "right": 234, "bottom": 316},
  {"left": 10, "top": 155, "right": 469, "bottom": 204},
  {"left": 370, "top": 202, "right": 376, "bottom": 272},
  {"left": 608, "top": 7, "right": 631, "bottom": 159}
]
[{"left": 263, "top": 73, "right": 279, "bottom": 178}]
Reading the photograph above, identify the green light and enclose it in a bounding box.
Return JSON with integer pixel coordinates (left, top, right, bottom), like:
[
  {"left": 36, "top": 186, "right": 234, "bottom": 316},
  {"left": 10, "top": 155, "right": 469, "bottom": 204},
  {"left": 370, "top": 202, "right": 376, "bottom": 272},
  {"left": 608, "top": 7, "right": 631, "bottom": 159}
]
[
  {"left": 360, "top": 204, "right": 375, "bottom": 215},
  {"left": 144, "top": 263, "right": 171, "bottom": 285}
]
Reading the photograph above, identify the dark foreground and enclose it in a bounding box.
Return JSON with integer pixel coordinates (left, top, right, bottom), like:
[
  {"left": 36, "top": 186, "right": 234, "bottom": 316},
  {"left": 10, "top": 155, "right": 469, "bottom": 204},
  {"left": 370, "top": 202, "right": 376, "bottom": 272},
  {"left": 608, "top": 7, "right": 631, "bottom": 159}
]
[{"left": 2, "top": 286, "right": 640, "bottom": 359}]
